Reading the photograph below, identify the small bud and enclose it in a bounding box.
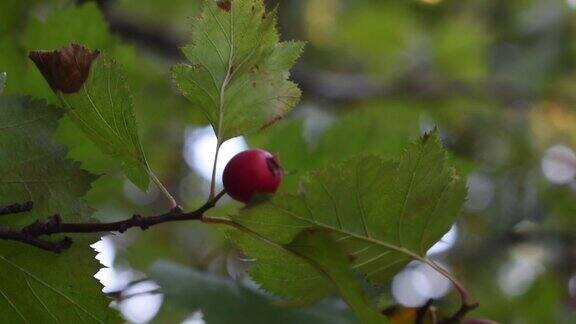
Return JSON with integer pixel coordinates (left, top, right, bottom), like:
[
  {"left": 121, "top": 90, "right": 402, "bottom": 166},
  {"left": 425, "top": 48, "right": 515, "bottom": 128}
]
[{"left": 29, "top": 44, "right": 100, "bottom": 94}]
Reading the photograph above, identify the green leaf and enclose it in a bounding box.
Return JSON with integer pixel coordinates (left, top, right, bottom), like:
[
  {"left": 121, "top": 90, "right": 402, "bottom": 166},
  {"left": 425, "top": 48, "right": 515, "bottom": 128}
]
[
  {"left": 0, "top": 239, "right": 120, "bottom": 323},
  {"left": 0, "top": 95, "right": 120, "bottom": 323},
  {"left": 313, "top": 102, "right": 422, "bottom": 165},
  {"left": 0, "top": 95, "right": 94, "bottom": 225},
  {"left": 149, "top": 260, "right": 356, "bottom": 324},
  {"left": 20, "top": 3, "right": 188, "bottom": 203},
  {"left": 230, "top": 226, "right": 333, "bottom": 305},
  {"left": 173, "top": 0, "right": 304, "bottom": 142},
  {"left": 234, "top": 131, "right": 466, "bottom": 284},
  {"left": 58, "top": 55, "right": 151, "bottom": 191},
  {"left": 289, "top": 231, "right": 388, "bottom": 324}
]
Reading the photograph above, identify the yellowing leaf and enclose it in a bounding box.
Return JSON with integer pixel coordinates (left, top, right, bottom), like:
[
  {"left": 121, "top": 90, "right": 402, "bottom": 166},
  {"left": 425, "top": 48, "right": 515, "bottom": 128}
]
[{"left": 0, "top": 238, "right": 121, "bottom": 324}]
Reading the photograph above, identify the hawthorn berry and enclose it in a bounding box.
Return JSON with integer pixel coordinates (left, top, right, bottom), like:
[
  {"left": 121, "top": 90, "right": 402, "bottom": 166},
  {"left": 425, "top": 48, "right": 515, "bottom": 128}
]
[{"left": 222, "top": 149, "right": 283, "bottom": 202}]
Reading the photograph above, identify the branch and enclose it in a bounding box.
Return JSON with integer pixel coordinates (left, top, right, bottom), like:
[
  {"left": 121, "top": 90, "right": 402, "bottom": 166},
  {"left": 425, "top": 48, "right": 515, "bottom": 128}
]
[
  {"left": 0, "top": 191, "right": 226, "bottom": 253},
  {"left": 438, "top": 301, "right": 479, "bottom": 324},
  {"left": 0, "top": 202, "right": 34, "bottom": 216}
]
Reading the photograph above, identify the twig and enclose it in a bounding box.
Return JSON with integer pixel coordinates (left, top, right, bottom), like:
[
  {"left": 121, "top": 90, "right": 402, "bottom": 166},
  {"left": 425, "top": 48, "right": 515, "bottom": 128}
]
[
  {"left": 438, "top": 302, "right": 479, "bottom": 324},
  {"left": 0, "top": 227, "right": 72, "bottom": 252},
  {"left": 0, "top": 202, "right": 34, "bottom": 216},
  {"left": 0, "top": 191, "right": 226, "bottom": 253},
  {"left": 416, "top": 299, "right": 434, "bottom": 324}
]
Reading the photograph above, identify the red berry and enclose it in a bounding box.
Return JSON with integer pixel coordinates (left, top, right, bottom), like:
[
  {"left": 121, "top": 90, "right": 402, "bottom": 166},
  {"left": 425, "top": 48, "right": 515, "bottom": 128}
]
[{"left": 222, "top": 149, "right": 283, "bottom": 202}]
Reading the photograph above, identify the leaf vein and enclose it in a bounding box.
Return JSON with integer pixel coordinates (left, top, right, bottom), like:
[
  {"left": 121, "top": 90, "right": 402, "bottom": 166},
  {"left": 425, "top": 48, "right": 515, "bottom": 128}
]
[
  {"left": 26, "top": 277, "right": 59, "bottom": 323},
  {"left": 0, "top": 256, "right": 105, "bottom": 324}
]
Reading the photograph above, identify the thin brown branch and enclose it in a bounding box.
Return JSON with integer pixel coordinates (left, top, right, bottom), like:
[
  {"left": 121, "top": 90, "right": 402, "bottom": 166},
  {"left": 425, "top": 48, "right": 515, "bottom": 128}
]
[
  {"left": 0, "top": 191, "right": 226, "bottom": 253},
  {"left": 0, "top": 201, "right": 34, "bottom": 216},
  {"left": 438, "top": 301, "right": 479, "bottom": 324}
]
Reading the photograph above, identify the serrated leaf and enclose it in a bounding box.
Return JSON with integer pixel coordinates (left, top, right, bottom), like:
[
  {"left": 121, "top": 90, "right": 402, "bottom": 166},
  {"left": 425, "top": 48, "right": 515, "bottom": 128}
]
[
  {"left": 289, "top": 231, "right": 388, "bottom": 324},
  {"left": 234, "top": 131, "right": 466, "bottom": 285},
  {"left": 149, "top": 260, "right": 356, "bottom": 324},
  {"left": 0, "top": 239, "right": 120, "bottom": 323},
  {"left": 0, "top": 95, "right": 120, "bottom": 322},
  {"left": 20, "top": 3, "right": 182, "bottom": 198},
  {"left": 173, "top": 0, "right": 304, "bottom": 142},
  {"left": 57, "top": 54, "right": 151, "bottom": 191},
  {"left": 230, "top": 227, "right": 332, "bottom": 305},
  {"left": 0, "top": 95, "right": 94, "bottom": 225}
]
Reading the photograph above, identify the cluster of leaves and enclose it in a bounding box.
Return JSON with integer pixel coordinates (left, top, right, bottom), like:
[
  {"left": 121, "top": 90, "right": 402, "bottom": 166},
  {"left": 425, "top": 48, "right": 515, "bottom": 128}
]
[
  {"left": 0, "top": 0, "right": 468, "bottom": 322},
  {"left": 0, "top": 2, "right": 159, "bottom": 321},
  {"left": 170, "top": 0, "right": 467, "bottom": 322},
  {"left": 0, "top": 95, "right": 120, "bottom": 322}
]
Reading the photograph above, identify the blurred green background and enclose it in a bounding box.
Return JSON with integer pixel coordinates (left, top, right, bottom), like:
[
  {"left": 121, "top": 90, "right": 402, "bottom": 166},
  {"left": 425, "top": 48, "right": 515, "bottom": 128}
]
[{"left": 3, "top": 0, "right": 576, "bottom": 322}]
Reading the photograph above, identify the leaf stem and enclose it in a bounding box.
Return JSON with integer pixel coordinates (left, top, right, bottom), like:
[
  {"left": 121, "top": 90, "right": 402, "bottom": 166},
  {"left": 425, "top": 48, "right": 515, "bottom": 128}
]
[
  {"left": 210, "top": 5, "right": 236, "bottom": 201},
  {"left": 209, "top": 140, "right": 222, "bottom": 200},
  {"left": 423, "top": 259, "right": 468, "bottom": 302},
  {"left": 149, "top": 170, "right": 178, "bottom": 210}
]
